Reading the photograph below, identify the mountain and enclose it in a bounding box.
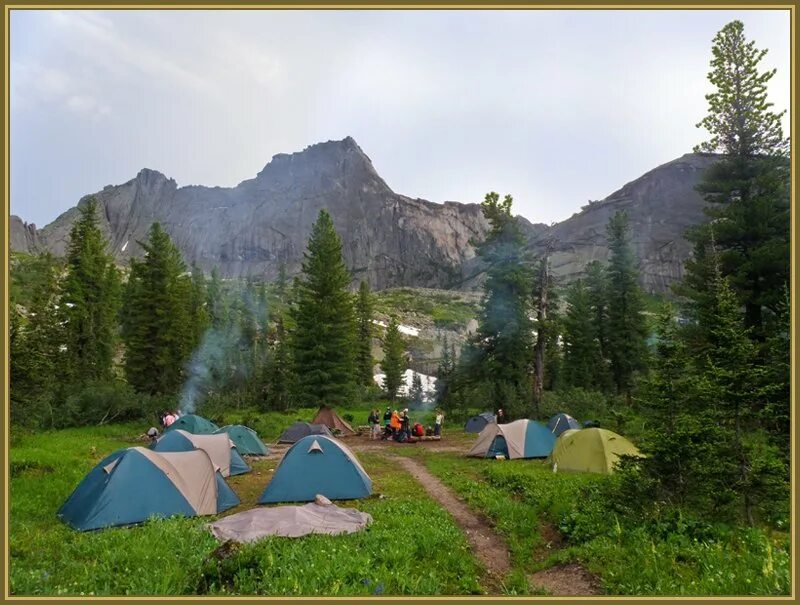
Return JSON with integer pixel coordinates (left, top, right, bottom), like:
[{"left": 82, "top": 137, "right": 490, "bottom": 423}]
[
  {"left": 9, "top": 137, "right": 715, "bottom": 294},
  {"left": 528, "top": 153, "right": 718, "bottom": 293}
]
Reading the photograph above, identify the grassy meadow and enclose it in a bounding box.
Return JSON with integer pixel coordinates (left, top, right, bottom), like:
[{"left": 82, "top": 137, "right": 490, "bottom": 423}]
[{"left": 9, "top": 409, "right": 790, "bottom": 597}]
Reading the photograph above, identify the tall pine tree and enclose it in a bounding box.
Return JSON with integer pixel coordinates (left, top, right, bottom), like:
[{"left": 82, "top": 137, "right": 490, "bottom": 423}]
[
  {"left": 688, "top": 20, "right": 789, "bottom": 338},
  {"left": 290, "top": 210, "right": 356, "bottom": 406},
  {"left": 605, "top": 210, "right": 648, "bottom": 401},
  {"left": 355, "top": 280, "right": 375, "bottom": 387},
  {"left": 381, "top": 316, "right": 405, "bottom": 400},
  {"left": 469, "top": 192, "right": 534, "bottom": 417},
  {"left": 562, "top": 279, "right": 604, "bottom": 390},
  {"left": 121, "top": 223, "right": 194, "bottom": 395},
  {"left": 60, "top": 198, "right": 121, "bottom": 388}
]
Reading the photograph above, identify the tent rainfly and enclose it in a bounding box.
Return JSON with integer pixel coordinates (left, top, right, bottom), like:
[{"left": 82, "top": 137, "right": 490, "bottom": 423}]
[
  {"left": 467, "top": 419, "right": 556, "bottom": 459},
  {"left": 151, "top": 429, "right": 250, "bottom": 476},
  {"left": 164, "top": 414, "right": 219, "bottom": 435},
  {"left": 548, "top": 428, "right": 641, "bottom": 474},
  {"left": 464, "top": 412, "right": 496, "bottom": 433},
  {"left": 258, "top": 435, "right": 372, "bottom": 504},
  {"left": 311, "top": 406, "right": 355, "bottom": 436},
  {"left": 278, "top": 422, "right": 334, "bottom": 444},
  {"left": 57, "top": 447, "right": 239, "bottom": 531},
  {"left": 547, "top": 413, "right": 581, "bottom": 436},
  {"left": 214, "top": 425, "right": 269, "bottom": 456}
]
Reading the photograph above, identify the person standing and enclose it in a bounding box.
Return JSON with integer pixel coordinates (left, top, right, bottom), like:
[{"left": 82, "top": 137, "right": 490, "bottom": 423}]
[
  {"left": 496, "top": 408, "right": 506, "bottom": 424},
  {"left": 400, "top": 409, "right": 411, "bottom": 440},
  {"left": 434, "top": 409, "right": 444, "bottom": 437},
  {"left": 368, "top": 409, "right": 379, "bottom": 440}
]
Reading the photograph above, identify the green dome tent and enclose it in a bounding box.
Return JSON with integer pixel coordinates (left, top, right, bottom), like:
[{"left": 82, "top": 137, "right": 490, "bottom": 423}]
[
  {"left": 215, "top": 425, "right": 269, "bottom": 456},
  {"left": 165, "top": 414, "right": 219, "bottom": 435},
  {"left": 549, "top": 428, "right": 641, "bottom": 474}
]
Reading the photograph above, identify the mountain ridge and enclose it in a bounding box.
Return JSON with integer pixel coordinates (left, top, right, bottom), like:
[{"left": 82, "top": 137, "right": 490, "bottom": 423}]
[{"left": 10, "top": 138, "right": 715, "bottom": 294}]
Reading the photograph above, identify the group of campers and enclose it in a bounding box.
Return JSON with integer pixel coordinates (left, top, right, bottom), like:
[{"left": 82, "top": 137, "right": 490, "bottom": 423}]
[{"left": 367, "top": 408, "right": 444, "bottom": 442}]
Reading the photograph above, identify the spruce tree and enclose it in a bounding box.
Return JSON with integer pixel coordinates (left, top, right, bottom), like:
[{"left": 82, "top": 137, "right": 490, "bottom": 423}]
[
  {"left": 605, "top": 211, "right": 649, "bottom": 401},
  {"left": 562, "top": 279, "right": 604, "bottom": 389},
  {"left": 470, "top": 192, "right": 534, "bottom": 417},
  {"left": 355, "top": 280, "right": 375, "bottom": 386},
  {"left": 584, "top": 260, "right": 611, "bottom": 374},
  {"left": 381, "top": 316, "right": 405, "bottom": 400},
  {"left": 60, "top": 198, "right": 121, "bottom": 387},
  {"left": 189, "top": 264, "right": 210, "bottom": 350},
  {"left": 264, "top": 316, "right": 293, "bottom": 411},
  {"left": 291, "top": 209, "right": 356, "bottom": 406},
  {"left": 689, "top": 20, "right": 789, "bottom": 338},
  {"left": 121, "top": 223, "right": 193, "bottom": 395},
  {"left": 409, "top": 372, "right": 424, "bottom": 407}
]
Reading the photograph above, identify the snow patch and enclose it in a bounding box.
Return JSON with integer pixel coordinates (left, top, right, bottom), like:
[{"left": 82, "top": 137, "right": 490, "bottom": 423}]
[
  {"left": 373, "top": 368, "right": 437, "bottom": 402},
  {"left": 121, "top": 240, "right": 129, "bottom": 252},
  {"left": 371, "top": 319, "right": 420, "bottom": 337}
]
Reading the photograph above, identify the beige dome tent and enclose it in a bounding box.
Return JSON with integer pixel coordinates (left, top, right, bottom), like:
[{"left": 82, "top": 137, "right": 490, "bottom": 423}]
[{"left": 312, "top": 406, "right": 355, "bottom": 436}]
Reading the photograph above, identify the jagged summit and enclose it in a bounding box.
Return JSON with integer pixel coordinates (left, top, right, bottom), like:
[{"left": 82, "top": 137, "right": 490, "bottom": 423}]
[{"left": 11, "top": 140, "right": 714, "bottom": 294}]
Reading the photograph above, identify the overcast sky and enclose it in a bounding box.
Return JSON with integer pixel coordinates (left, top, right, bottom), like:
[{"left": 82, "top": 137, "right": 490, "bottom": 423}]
[{"left": 10, "top": 9, "right": 791, "bottom": 227}]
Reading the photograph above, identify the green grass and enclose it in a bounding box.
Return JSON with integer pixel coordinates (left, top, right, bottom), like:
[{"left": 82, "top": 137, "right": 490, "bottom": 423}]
[
  {"left": 374, "top": 288, "right": 480, "bottom": 330},
  {"left": 9, "top": 426, "right": 483, "bottom": 596},
  {"left": 479, "top": 462, "right": 790, "bottom": 596}
]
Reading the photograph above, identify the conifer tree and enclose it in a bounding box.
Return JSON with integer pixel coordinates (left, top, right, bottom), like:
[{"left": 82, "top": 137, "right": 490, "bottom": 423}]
[
  {"left": 605, "top": 211, "right": 649, "bottom": 401},
  {"left": 470, "top": 192, "right": 534, "bottom": 417},
  {"left": 121, "top": 223, "right": 193, "bottom": 395},
  {"left": 355, "top": 280, "right": 375, "bottom": 386},
  {"left": 409, "top": 372, "right": 424, "bottom": 407},
  {"left": 291, "top": 209, "right": 356, "bottom": 406},
  {"left": 10, "top": 256, "right": 63, "bottom": 427},
  {"left": 688, "top": 20, "right": 789, "bottom": 338},
  {"left": 189, "top": 264, "right": 210, "bottom": 350},
  {"left": 381, "top": 316, "right": 405, "bottom": 400},
  {"left": 263, "top": 316, "right": 293, "bottom": 411},
  {"left": 562, "top": 279, "right": 604, "bottom": 389},
  {"left": 59, "top": 198, "right": 121, "bottom": 387},
  {"left": 584, "top": 260, "right": 613, "bottom": 391}
]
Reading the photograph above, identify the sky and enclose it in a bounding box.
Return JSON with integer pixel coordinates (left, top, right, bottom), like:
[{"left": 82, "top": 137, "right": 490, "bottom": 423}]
[{"left": 10, "top": 9, "right": 791, "bottom": 227}]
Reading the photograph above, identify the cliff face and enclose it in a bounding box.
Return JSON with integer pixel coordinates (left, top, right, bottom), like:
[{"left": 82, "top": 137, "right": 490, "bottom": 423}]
[
  {"left": 10, "top": 139, "right": 715, "bottom": 294},
  {"left": 18, "top": 137, "right": 491, "bottom": 290},
  {"left": 526, "top": 153, "right": 716, "bottom": 293}
]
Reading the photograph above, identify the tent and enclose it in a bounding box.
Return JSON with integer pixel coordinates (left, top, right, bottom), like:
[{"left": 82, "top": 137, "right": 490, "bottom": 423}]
[
  {"left": 57, "top": 447, "right": 239, "bottom": 531},
  {"left": 164, "top": 414, "right": 219, "bottom": 435},
  {"left": 549, "top": 428, "right": 641, "bottom": 474},
  {"left": 558, "top": 428, "right": 580, "bottom": 441},
  {"left": 311, "top": 406, "right": 355, "bottom": 436},
  {"left": 464, "top": 412, "right": 496, "bottom": 433},
  {"left": 214, "top": 425, "right": 269, "bottom": 456},
  {"left": 152, "top": 429, "right": 250, "bottom": 476},
  {"left": 278, "top": 422, "right": 333, "bottom": 444},
  {"left": 258, "top": 435, "right": 372, "bottom": 504},
  {"left": 547, "top": 412, "right": 581, "bottom": 436},
  {"left": 467, "top": 419, "right": 556, "bottom": 459}
]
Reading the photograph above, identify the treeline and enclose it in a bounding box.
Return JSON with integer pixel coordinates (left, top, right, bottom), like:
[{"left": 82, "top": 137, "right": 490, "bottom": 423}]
[
  {"left": 10, "top": 206, "right": 418, "bottom": 429},
  {"left": 438, "top": 20, "right": 789, "bottom": 527}
]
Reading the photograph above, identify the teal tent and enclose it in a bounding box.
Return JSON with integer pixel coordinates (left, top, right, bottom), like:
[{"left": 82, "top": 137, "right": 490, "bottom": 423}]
[
  {"left": 258, "top": 435, "right": 371, "bottom": 504},
  {"left": 152, "top": 429, "right": 250, "bottom": 476},
  {"left": 58, "top": 447, "right": 239, "bottom": 531},
  {"left": 214, "top": 425, "right": 269, "bottom": 456},
  {"left": 165, "top": 414, "right": 219, "bottom": 435},
  {"left": 467, "top": 419, "right": 556, "bottom": 459}
]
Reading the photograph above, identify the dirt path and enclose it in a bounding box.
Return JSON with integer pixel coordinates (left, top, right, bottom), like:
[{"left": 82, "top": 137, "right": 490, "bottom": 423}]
[
  {"left": 529, "top": 563, "right": 601, "bottom": 596},
  {"left": 392, "top": 455, "right": 511, "bottom": 592}
]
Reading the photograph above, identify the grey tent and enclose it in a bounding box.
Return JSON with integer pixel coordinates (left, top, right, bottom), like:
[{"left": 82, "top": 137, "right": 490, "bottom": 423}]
[
  {"left": 464, "top": 412, "right": 496, "bottom": 433},
  {"left": 278, "top": 422, "right": 333, "bottom": 444}
]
